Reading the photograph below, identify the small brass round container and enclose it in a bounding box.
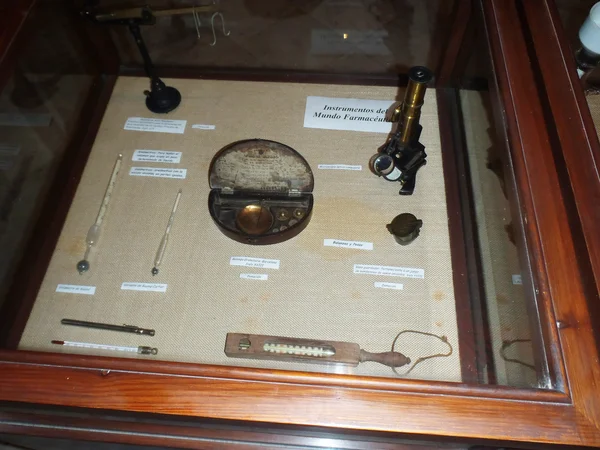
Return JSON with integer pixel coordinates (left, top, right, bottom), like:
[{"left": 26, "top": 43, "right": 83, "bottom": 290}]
[
  {"left": 387, "top": 213, "right": 423, "bottom": 245},
  {"left": 236, "top": 204, "right": 274, "bottom": 235}
]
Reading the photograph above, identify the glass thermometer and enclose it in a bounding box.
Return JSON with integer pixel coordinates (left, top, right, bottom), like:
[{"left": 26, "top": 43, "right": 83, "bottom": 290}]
[
  {"left": 152, "top": 189, "right": 182, "bottom": 275},
  {"left": 225, "top": 333, "right": 410, "bottom": 368},
  {"left": 77, "top": 154, "right": 123, "bottom": 274},
  {"left": 51, "top": 340, "right": 157, "bottom": 355}
]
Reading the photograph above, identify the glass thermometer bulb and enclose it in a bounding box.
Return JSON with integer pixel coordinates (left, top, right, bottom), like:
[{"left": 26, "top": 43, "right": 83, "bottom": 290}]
[
  {"left": 263, "top": 342, "right": 336, "bottom": 357},
  {"left": 77, "top": 154, "right": 123, "bottom": 274}
]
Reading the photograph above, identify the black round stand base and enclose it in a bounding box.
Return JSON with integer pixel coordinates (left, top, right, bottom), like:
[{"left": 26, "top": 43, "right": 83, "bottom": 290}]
[{"left": 145, "top": 85, "right": 181, "bottom": 114}]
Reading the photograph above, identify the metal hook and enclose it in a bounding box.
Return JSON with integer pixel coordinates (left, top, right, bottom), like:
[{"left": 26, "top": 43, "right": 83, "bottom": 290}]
[
  {"left": 192, "top": 6, "right": 201, "bottom": 39},
  {"left": 210, "top": 11, "right": 230, "bottom": 46}
]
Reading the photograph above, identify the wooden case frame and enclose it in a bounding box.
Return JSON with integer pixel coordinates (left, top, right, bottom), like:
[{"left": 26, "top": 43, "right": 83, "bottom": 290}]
[{"left": 0, "top": 0, "right": 599, "bottom": 447}]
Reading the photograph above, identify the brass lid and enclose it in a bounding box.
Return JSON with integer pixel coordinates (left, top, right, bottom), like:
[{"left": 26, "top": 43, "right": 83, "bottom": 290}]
[{"left": 386, "top": 213, "right": 423, "bottom": 245}]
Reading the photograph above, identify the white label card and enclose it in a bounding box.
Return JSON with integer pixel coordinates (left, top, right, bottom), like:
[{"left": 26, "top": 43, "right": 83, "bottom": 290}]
[
  {"left": 324, "top": 239, "right": 373, "bottom": 250},
  {"left": 124, "top": 117, "right": 186, "bottom": 134},
  {"left": 133, "top": 150, "right": 182, "bottom": 163},
  {"left": 318, "top": 164, "right": 362, "bottom": 171},
  {"left": 512, "top": 274, "right": 523, "bottom": 285},
  {"left": 129, "top": 167, "right": 187, "bottom": 179},
  {"left": 304, "top": 96, "right": 394, "bottom": 133},
  {"left": 121, "top": 282, "right": 167, "bottom": 292},
  {"left": 192, "top": 124, "right": 216, "bottom": 130},
  {"left": 240, "top": 273, "right": 268, "bottom": 281},
  {"left": 374, "top": 282, "right": 404, "bottom": 290},
  {"left": 56, "top": 284, "right": 96, "bottom": 295},
  {"left": 354, "top": 264, "right": 424, "bottom": 279},
  {"left": 230, "top": 257, "right": 280, "bottom": 270}
]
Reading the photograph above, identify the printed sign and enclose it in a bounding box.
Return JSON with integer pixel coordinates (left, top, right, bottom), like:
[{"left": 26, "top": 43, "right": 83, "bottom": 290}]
[
  {"left": 132, "top": 150, "right": 182, "bottom": 163},
  {"left": 56, "top": 284, "right": 96, "bottom": 295},
  {"left": 124, "top": 117, "right": 186, "bottom": 134},
  {"left": 129, "top": 167, "right": 187, "bottom": 179},
  {"left": 240, "top": 273, "right": 268, "bottom": 280},
  {"left": 230, "top": 257, "right": 280, "bottom": 270},
  {"left": 324, "top": 239, "right": 373, "bottom": 250},
  {"left": 121, "top": 282, "right": 167, "bottom": 292},
  {"left": 374, "top": 282, "right": 404, "bottom": 290},
  {"left": 318, "top": 164, "right": 362, "bottom": 170},
  {"left": 354, "top": 264, "right": 424, "bottom": 279},
  {"left": 304, "top": 96, "right": 394, "bottom": 133}
]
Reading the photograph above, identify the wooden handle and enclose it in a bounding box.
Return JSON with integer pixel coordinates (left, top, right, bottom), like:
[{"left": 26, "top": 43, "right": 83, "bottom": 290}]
[{"left": 359, "top": 349, "right": 411, "bottom": 368}]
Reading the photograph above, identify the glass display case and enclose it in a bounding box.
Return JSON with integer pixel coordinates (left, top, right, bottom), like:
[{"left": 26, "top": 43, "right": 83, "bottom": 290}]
[{"left": 0, "top": 0, "right": 599, "bottom": 448}]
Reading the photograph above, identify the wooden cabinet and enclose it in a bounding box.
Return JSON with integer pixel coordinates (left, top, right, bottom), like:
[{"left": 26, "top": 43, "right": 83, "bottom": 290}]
[{"left": 0, "top": 0, "right": 599, "bottom": 448}]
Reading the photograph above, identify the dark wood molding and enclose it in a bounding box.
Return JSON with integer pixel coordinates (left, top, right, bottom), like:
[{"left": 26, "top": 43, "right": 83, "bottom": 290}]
[
  {"left": 483, "top": 0, "right": 564, "bottom": 389},
  {"left": 75, "top": 13, "right": 120, "bottom": 75},
  {"left": 521, "top": 0, "right": 600, "bottom": 307},
  {"left": 0, "top": 0, "right": 34, "bottom": 61},
  {"left": 0, "top": 409, "right": 475, "bottom": 450},
  {"left": 0, "top": 356, "right": 582, "bottom": 445},
  {"left": 0, "top": 352, "right": 588, "bottom": 444},
  {"left": 0, "top": 407, "right": 580, "bottom": 450},
  {"left": 484, "top": 0, "right": 600, "bottom": 429},
  {"left": 0, "top": 0, "right": 36, "bottom": 91},
  {"left": 482, "top": 0, "right": 551, "bottom": 383},
  {"left": 119, "top": 67, "right": 490, "bottom": 90},
  {"left": 0, "top": 349, "right": 568, "bottom": 402},
  {"left": 518, "top": 0, "right": 600, "bottom": 432},
  {"left": 436, "top": 0, "right": 473, "bottom": 86},
  {"left": 120, "top": 65, "right": 407, "bottom": 87}
]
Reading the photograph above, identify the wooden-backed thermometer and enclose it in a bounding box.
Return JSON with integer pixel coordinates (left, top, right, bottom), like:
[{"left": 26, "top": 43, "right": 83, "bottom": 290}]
[{"left": 225, "top": 333, "right": 411, "bottom": 368}]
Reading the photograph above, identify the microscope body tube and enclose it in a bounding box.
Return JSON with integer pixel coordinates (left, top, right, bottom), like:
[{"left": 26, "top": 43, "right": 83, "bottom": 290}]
[{"left": 396, "top": 70, "right": 430, "bottom": 146}]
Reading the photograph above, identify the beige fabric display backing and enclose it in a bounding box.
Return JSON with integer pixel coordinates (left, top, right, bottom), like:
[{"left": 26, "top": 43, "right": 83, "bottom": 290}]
[
  {"left": 19, "top": 77, "right": 461, "bottom": 381},
  {"left": 587, "top": 93, "right": 600, "bottom": 134}
]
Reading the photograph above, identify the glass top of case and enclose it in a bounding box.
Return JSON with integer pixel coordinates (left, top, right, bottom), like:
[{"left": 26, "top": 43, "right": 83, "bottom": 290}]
[{"left": 0, "top": 0, "right": 550, "bottom": 390}]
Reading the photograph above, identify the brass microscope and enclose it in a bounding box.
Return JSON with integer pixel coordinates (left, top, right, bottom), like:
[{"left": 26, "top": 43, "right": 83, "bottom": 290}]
[{"left": 369, "top": 66, "right": 433, "bottom": 196}]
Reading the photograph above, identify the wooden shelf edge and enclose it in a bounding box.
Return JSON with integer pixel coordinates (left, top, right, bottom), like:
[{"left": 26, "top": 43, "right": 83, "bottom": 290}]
[
  {"left": 0, "top": 349, "right": 567, "bottom": 403},
  {"left": 520, "top": 0, "right": 600, "bottom": 436},
  {"left": 0, "top": 361, "right": 593, "bottom": 447},
  {"left": 484, "top": 0, "right": 600, "bottom": 443}
]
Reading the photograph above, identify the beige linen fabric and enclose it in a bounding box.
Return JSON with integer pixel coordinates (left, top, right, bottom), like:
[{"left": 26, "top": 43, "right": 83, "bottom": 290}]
[
  {"left": 587, "top": 93, "right": 600, "bottom": 133},
  {"left": 19, "top": 77, "right": 460, "bottom": 381}
]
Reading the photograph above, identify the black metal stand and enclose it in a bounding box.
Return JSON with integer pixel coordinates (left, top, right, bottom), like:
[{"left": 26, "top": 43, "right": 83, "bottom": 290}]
[{"left": 128, "top": 23, "right": 181, "bottom": 114}]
